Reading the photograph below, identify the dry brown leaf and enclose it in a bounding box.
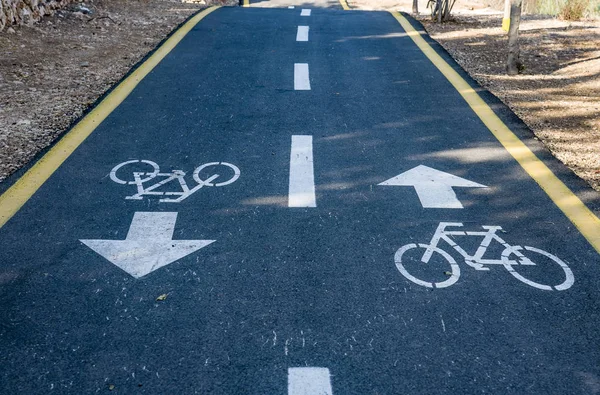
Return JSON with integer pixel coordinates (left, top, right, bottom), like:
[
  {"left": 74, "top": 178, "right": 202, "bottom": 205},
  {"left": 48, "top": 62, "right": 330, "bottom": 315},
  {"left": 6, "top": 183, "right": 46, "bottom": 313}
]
[{"left": 156, "top": 293, "right": 168, "bottom": 301}]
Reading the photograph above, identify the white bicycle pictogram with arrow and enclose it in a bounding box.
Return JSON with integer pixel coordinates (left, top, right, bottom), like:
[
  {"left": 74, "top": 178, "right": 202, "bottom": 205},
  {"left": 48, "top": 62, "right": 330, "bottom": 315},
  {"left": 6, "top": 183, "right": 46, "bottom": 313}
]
[
  {"left": 395, "top": 222, "right": 574, "bottom": 291},
  {"left": 110, "top": 159, "right": 240, "bottom": 203}
]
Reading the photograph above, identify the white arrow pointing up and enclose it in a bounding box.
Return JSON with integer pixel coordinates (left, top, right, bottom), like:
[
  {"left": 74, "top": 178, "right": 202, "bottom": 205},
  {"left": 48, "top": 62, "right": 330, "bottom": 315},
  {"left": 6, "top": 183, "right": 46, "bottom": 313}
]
[
  {"left": 80, "top": 212, "right": 215, "bottom": 278},
  {"left": 378, "top": 165, "right": 487, "bottom": 209}
]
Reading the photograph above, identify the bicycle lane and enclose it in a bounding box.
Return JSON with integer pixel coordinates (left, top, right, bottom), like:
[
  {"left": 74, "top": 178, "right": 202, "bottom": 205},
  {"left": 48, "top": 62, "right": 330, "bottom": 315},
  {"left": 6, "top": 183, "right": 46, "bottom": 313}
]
[
  {"left": 279, "top": 9, "right": 600, "bottom": 394},
  {"left": 0, "top": 6, "right": 599, "bottom": 395},
  {"left": 0, "top": 7, "right": 341, "bottom": 393}
]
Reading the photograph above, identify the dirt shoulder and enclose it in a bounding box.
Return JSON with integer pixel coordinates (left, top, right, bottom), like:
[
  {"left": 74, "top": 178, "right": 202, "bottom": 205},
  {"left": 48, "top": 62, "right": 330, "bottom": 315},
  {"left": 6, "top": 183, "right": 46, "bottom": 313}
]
[
  {"left": 420, "top": 15, "right": 600, "bottom": 191},
  {"left": 0, "top": 0, "right": 233, "bottom": 182}
]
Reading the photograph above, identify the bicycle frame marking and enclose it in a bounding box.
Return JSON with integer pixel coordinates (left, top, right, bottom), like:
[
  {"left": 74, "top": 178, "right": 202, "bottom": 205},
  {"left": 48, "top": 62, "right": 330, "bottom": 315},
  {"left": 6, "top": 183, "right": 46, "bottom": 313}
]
[
  {"left": 421, "top": 222, "right": 533, "bottom": 270},
  {"left": 110, "top": 160, "right": 240, "bottom": 203},
  {"left": 395, "top": 222, "right": 574, "bottom": 291}
]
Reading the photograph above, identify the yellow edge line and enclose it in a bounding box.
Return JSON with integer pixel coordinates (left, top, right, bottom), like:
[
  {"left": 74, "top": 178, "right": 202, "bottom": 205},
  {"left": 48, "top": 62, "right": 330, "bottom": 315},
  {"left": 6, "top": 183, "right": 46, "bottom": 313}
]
[
  {"left": 339, "top": 0, "right": 351, "bottom": 10},
  {"left": 0, "top": 6, "right": 220, "bottom": 229},
  {"left": 390, "top": 11, "right": 600, "bottom": 254}
]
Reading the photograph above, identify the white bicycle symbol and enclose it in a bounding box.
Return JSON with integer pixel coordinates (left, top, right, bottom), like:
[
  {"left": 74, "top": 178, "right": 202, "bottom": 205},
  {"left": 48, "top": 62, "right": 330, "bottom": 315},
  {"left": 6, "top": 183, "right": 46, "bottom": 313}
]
[
  {"left": 395, "top": 222, "right": 574, "bottom": 291},
  {"left": 109, "top": 159, "right": 240, "bottom": 203}
]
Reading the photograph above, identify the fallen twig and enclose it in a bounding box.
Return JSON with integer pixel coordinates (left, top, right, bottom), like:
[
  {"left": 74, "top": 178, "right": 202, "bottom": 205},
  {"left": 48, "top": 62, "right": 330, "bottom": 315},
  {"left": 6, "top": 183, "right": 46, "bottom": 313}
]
[{"left": 87, "top": 15, "right": 118, "bottom": 24}]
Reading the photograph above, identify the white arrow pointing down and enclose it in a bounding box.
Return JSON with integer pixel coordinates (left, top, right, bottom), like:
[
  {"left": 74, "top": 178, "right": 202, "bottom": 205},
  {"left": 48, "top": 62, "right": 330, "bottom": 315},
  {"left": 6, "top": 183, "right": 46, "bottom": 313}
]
[
  {"left": 379, "top": 165, "right": 487, "bottom": 209},
  {"left": 81, "top": 212, "right": 214, "bottom": 278}
]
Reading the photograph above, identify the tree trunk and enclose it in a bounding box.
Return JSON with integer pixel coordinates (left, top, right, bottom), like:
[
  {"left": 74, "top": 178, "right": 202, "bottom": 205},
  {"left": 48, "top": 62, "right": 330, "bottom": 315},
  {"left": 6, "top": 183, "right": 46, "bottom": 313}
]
[
  {"left": 413, "top": 0, "right": 418, "bottom": 14},
  {"left": 443, "top": 0, "right": 450, "bottom": 21},
  {"left": 506, "top": 0, "right": 523, "bottom": 75}
]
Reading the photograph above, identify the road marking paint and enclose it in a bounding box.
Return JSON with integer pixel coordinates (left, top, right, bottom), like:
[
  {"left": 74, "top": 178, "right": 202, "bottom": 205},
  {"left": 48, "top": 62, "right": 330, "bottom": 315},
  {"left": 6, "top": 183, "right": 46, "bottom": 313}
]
[
  {"left": 301, "top": 9, "right": 311, "bottom": 16},
  {"left": 288, "top": 5, "right": 295, "bottom": 8},
  {"left": 289, "top": 135, "right": 316, "bottom": 208},
  {"left": 379, "top": 165, "right": 487, "bottom": 209},
  {"left": 395, "top": 222, "right": 574, "bottom": 291},
  {"left": 243, "top": 0, "right": 249, "bottom": 6},
  {"left": 294, "top": 63, "right": 311, "bottom": 91},
  {"left": 390, "top": 11, "right": 600, "bottom": 254},
  {"left": 0, "top": 6, "right": 220, "bottom": 230},
  {"left": 110, "top": 160, "right": 240, "bottom": 203},
  {"left": 338, "top": 0, "right": 351, "bottom": 10},
  {"left": 296, "top": 26, "right": 309, "bottom": 42},
  {"left": 80, "top": 212, "right": 215, "bottom": 278},
  {"left": 288, "top": 367, "right": 332, "bottom": 395}
]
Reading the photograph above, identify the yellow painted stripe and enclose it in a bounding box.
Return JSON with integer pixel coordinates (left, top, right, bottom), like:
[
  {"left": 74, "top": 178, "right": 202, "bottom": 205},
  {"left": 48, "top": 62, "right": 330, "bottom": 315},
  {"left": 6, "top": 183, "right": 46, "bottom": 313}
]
[
  {"left": 0, "top": 6, "right": 220, "bottom": 229},
  {"left": 243, "top": 0, "right": 249, "bottom": 7},
  {"left": 338, "top": 0, "right": 351, "bottom": 10},
  {"left": 391, "top": 11, "right": 600, "bottom": 253}
]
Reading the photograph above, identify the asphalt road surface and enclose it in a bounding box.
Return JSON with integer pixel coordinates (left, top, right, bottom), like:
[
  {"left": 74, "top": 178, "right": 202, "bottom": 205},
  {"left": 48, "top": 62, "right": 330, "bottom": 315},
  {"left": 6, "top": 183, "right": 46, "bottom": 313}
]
[{"left": 2, "top": 4, "right": 600, "bottom": 394}]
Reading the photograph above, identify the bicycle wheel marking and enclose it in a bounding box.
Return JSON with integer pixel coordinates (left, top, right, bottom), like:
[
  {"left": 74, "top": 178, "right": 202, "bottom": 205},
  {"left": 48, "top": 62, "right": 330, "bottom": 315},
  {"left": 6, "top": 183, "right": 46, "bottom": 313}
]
[
  {"left": 109, "top": 160, "right": 240, "bottom": 203},
  {"left": 394, "top": 222, "right": 575, "bottom": 291},
  {"left": 394, "top": 243, "right": 460, "bottom": 289},
  {"left": 110, "top": 160, "right": 160, "bottom": 185},
  {"left": 501, "top": 246, "right": 575, "bottom": 291}
]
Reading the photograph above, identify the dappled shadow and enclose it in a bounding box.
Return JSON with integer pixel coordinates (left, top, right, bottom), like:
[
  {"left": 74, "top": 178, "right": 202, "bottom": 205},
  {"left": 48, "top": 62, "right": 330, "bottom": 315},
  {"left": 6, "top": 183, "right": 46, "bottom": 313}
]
[
  {"left": 334, "top": 32, "right": 410, "bottom": 42},
  {"left": 422, "top": 15, "right": 600, "bottom": 77},
  {"left": 209, "top": 115, "right": 600, "bottom": 219},
  {"left": 421, "top": 15, "right": 600, "bottom": 190}
]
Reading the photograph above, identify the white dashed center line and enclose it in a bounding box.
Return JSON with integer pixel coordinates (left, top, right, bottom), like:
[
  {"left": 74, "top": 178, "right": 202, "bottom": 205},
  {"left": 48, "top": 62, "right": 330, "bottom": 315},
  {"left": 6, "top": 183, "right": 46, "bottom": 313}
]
[
  {"left": 294, "top": 63, "right": 311, "bottom": 91},
  {"left": 301, "top": 9, "right": 311, "bottom": 16},
  {"left": 288, "top": 367, "right": 333, "bottom": 395},
  {"left": 289, "top": 135, "right": 316, "bottom": 208},
  {"left": 296, "top": 26, "right": 309, "bottom": 42}
]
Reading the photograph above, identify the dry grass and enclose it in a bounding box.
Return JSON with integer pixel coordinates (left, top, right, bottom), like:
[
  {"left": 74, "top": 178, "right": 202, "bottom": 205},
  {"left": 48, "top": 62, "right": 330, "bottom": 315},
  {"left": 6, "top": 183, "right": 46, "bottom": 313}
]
[{"left": 558, "top": 0, "right": 589, "bottom": 19}]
